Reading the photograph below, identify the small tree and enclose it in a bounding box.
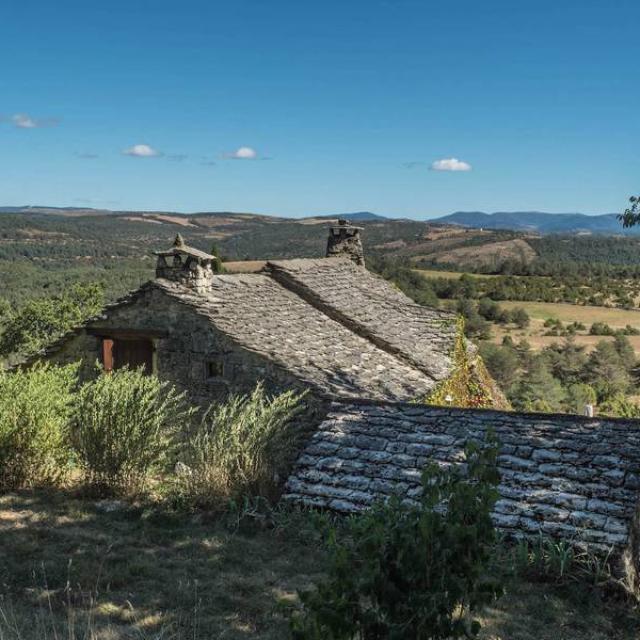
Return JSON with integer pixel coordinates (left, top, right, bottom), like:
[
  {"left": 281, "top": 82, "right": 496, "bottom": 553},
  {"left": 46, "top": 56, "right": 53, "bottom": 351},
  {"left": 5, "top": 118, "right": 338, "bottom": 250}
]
[
  {"left": 618, "top": 195, "right": 640, "bottom": 228},
  {"left": 0, "top": 283, "right": 104, "bottom": 360},
  {"left": 71, "top": 367, "right": 193, "bottom": 495},
  {"left": 291, "top": 434, "right": 503, "bottom": 640},
  {"left": 210, "top": 242, "right": 225, "bottom": 274}
]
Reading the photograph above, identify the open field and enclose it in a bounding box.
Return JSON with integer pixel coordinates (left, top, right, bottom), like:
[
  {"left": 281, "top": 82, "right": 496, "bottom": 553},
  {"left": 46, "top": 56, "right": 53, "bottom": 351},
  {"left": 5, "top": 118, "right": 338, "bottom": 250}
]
[
  {"left": 0, "top": 492, "right": 638, "bottom": 639},
  {"left": 492, "top": 326, "right": 640, "bottom": 353},
  {"left": 498, "top": 301, "right": 640, "bottom": 327},
  {"left": 414, "top": 268, "right": 497, "bottom": 280},
  {"left": 491, "top": 301, "right": 640, "bottom": 354}
]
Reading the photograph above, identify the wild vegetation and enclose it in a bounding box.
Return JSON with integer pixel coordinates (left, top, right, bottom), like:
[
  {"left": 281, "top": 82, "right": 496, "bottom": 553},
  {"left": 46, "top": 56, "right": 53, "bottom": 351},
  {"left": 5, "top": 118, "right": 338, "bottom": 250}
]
[
  {"left": 291, "top": 437, "right": 502, "bottom": 639},
  {"left": 175, "top": 383, "right": 307, "bottom": 506},
  {"left": 0, "top": 358, "right": 637, "bottom": 636}
]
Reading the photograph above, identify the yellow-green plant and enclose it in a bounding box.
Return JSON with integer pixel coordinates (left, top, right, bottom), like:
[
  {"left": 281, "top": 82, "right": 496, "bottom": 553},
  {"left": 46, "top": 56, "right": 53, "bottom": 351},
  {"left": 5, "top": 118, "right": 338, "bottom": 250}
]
[
  {"left": 426, "top": 317, "right": 495, "bottom": 409},
  {"left": 0, "top": 363, "right": 77, "bottom": 490},
  {"left": 71, "top": 367, "right": 193, "bottom": 495},
  {"left": 176, "top": 382, "right": 307, "bottom": 506}
]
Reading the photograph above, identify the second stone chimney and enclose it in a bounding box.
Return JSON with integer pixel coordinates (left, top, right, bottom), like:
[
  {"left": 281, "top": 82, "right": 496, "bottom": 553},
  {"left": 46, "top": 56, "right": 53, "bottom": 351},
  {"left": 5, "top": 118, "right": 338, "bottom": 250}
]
[
  {"left": 154, "top": 234, "right": 216, "bottom": 293},
  {"left": 326, "top": 219, "right": 365, "bottom": 266}
]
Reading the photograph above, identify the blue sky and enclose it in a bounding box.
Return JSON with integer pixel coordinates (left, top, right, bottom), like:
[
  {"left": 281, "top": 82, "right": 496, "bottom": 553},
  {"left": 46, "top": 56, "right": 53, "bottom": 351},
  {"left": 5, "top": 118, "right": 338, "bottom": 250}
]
[{"left": 1, "top": 0, "right": 638, "bottom": 218}]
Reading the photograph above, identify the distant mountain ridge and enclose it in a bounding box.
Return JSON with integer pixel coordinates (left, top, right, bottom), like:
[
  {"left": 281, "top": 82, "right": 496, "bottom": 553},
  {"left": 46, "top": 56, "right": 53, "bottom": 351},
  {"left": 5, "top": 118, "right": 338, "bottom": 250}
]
[
  {"left": 0, "top": 206, "right": 390, "bottom": 222},
  {"left": 433, "top": 211, "right": 633, "bottom": 234}
]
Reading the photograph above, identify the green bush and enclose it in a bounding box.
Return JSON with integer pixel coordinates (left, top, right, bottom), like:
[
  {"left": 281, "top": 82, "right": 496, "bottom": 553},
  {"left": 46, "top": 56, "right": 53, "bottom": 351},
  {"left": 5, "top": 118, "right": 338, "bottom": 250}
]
[
  {"left": 0, "top": 363, "right": 77, "bottom": 490},
  {"left": 176, "top": 382, "right": 306, "bottom": 506},
  {"left": 71, "top": 367, "right": 193, "bottom": 495},
  {"left": 290, "top": 434, "right": 503, "bottom": 640}
]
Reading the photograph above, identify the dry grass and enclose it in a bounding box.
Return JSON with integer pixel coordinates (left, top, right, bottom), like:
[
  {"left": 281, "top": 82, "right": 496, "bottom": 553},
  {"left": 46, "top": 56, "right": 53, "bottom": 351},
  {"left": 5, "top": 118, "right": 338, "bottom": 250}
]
[
  {"left": 0, "top": 492, "right": 638, "bottom": 639},
  {"left": 414, "top": 268, "right": 497, "bottom": 280},
  {"left": 491, "top": 301, "right": 640, "bottom": 355},
  {"left": 497, "top": 301, "right": 640, "bottom": 327}
]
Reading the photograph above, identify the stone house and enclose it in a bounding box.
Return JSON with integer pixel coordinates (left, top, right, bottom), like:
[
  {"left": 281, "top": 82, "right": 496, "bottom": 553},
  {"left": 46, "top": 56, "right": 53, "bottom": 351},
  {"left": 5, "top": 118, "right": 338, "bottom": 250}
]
[{"left": 39, "top": 220, "right": 504, "bottom": 410}]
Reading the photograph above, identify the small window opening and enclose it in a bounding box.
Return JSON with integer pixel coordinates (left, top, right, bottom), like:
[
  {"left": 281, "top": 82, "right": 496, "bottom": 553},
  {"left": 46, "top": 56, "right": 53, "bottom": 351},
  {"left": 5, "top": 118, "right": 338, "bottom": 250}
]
[{"left": 206, "top": 360, "right": 224, "bottom": 379}]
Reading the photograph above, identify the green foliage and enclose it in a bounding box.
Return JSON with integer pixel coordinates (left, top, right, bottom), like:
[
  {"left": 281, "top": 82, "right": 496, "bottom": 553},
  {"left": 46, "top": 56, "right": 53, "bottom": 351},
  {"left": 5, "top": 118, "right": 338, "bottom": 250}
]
[
  {"left": 509, "top": 357, "right": 566, "bottom": 413},
  {"left": 175, "top": 382, "right": 307, "bottom": 506},
  {"left": 619, "top": 195, "right": 640, "bottom": 228},
  {"left": 480, "top": 335, "right": 639, "bottom": 416},
  {"left": 71, "top": 367, "right": 193, "bottom": 495},
  {"left": 209, "top": 242, "right": 225, "bottom": 273},
  {"left": 589, "top": 321, "right": 616, "bottom": 336},
  {"left": 504, "top": 535, "right": 617, "bottom": 589},
  {"left": 478, "top": 343, "right": 520, "bottom": 389},
  {"left": 426, "top": 318, "right": 497, "bottom": 408},
  {"left": 0, "top": 364, "right": 77, "bottom": 490},
  {"left": 0, "top": 283, "right": 104, "bottom": 361},
  {"left": 565, "top": 383, "right": 597, "bottom": 414},
  {"left": 598, "top": 393, "right": 640, "bottom": 418},
  {"left": 291, "top": 435, "right": 503, "bottom": 640}
]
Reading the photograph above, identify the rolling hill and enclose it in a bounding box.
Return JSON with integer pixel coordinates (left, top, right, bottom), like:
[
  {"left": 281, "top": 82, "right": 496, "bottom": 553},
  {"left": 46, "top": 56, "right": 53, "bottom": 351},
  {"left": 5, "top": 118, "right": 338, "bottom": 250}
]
[{"left": 432, "top": 211, "right": 632, "bottom": 234}]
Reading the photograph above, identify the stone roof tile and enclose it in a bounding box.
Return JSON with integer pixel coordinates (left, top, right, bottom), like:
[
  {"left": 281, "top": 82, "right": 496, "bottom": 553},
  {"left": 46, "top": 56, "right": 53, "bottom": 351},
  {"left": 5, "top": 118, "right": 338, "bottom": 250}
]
[
  {"left": 268, "top": 258, "right": 457, "bottom": 380},
  {"left": 151, "top": 276, "right": 438, "bottom": 401}
]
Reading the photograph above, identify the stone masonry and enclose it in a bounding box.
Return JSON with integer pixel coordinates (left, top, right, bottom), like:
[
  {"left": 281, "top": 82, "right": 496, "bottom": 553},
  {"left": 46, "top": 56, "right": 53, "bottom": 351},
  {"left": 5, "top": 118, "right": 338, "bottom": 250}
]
[{"left": 284, "top": 401, "right": 640, "bottom": 560}]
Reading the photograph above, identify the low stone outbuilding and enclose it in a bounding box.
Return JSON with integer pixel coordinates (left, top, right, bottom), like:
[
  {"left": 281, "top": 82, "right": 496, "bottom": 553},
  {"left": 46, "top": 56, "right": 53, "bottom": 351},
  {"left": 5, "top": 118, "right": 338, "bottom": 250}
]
[
  {"left": 37, "top": 222, "right": 504, "bottom": 409},
  {"left": 284, "top": 400, "right": 640, "bottom": 589}
]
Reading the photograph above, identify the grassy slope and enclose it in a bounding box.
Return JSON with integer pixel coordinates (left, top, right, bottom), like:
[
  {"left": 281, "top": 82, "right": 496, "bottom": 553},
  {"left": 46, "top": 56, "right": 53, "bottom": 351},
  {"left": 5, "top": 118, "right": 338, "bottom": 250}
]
[{"left": 0, "top": 492, "right": 637, "bottom": 639}]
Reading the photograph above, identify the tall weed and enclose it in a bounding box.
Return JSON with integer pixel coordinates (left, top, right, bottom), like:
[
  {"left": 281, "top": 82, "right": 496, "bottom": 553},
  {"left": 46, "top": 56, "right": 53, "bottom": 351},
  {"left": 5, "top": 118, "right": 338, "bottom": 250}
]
[
  {"left": 71, "top": 367, "right": 193, "bottom": 495},
  {"left": 0, "top": 364, "right": 76, "bottom": 490},
  {"left": 176, "top": 382, "right": 306, "bottom": 506}
]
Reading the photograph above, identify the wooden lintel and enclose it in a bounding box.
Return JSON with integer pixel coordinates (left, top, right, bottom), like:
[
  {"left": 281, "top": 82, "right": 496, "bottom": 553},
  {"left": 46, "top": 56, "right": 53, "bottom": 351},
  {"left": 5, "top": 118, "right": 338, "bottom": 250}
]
[{"left": 86, "top": 328, "right": 169, "bottom": 339}]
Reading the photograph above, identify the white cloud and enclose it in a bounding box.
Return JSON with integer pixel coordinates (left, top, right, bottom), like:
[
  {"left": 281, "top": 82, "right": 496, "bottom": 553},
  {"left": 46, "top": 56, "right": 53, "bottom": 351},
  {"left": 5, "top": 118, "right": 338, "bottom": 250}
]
[
  {"left": 226, "top": 146, "right": 257, "bottom": 159},
  {"left": 10, "top": 113, "right": 59, "bottom": 128},
  {"left": 123, "top": 143, "right": 162, "bottom": 157},
  {"left": 430, "top": 157, "right": 472, "bottom": 172}
]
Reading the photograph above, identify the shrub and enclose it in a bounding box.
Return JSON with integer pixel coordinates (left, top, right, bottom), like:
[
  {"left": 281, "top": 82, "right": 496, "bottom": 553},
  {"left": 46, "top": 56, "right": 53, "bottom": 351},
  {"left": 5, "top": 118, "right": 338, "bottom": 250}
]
[
  {"left": 290, "top": 434, "right": 503, "bottom": 640},
  {"left": 0, "top": 363, "right": 76, "bottom": 490},
  {"left": 589, "top": 322, "right": 615, "bottom": 336},
  {"left": 176, "top": 382, "right": 307, "bottom": 506},
  {"left": 71, "top": 367, "right": 193, "bottom": 495}
]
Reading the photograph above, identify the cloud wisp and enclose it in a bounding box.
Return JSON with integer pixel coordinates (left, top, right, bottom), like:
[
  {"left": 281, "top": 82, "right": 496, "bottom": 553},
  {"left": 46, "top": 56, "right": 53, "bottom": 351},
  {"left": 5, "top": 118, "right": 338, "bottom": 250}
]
[
  {"left": 123, "top": 144, "right": 163, "bottom": 158},
  {"left": 2, "top": 113, "right": 59, "bottom": 128},
  {"left": 430, "top": 157, "right": 472, "bottom": 172},
  {"left": 224, "top": 146, "right": 258, "bottom": 160}
]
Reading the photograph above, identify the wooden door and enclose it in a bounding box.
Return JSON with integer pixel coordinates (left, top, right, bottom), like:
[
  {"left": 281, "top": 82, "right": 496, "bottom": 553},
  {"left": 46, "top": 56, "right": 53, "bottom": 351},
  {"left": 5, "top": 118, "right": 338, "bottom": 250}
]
[{"left": 102, "top": 338, "right": 154, "bottom": 373}]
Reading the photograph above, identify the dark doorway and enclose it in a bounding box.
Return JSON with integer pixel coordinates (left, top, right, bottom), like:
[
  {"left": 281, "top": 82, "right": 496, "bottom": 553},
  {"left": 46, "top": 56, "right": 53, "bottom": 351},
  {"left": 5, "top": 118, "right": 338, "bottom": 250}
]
[{"left": 102, "top": 338, "right": 154, "bottom": 373}]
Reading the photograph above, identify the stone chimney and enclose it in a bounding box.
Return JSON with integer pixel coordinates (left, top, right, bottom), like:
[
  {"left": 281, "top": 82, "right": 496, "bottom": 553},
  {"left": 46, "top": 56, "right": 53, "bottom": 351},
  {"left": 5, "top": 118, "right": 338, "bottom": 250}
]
[
  {"left": 326, "top": 219, "right": 365, "bottom": 266},
  {"left": 154, "top": 234, "right": 216, "bottom": 293}
]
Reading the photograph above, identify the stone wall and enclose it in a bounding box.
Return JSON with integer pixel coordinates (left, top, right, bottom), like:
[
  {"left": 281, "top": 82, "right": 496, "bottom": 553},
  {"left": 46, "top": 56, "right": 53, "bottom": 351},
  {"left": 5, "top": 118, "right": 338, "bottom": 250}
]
[
  {"left": 46, "top": 286, "right": 310, "bottom": 408},
  {"left": 284, "top": 401, "right": 640, "bottom": 557}
]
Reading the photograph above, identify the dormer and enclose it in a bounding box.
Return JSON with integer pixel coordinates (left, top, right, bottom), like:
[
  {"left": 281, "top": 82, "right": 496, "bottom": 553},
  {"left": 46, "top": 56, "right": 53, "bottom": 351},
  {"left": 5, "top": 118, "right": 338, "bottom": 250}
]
[{"left": 154, "top": 234, "right": 216, "bottom": 293}]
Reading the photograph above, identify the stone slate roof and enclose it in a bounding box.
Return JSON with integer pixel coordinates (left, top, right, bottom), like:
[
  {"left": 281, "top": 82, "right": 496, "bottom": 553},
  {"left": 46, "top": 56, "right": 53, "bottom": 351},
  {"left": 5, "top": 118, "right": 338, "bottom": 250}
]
[
  {"left": 284, "top": 401, "right": 640, "bottom": 551},
  {"left": 35, "top": 257, "right": 462, "bottom": 402},
  {"left": 150, "top": 275, "right": 438, "bottom": 400},
  {"left": 268, "top": 258, "right": 457, "bottom": 381}
]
